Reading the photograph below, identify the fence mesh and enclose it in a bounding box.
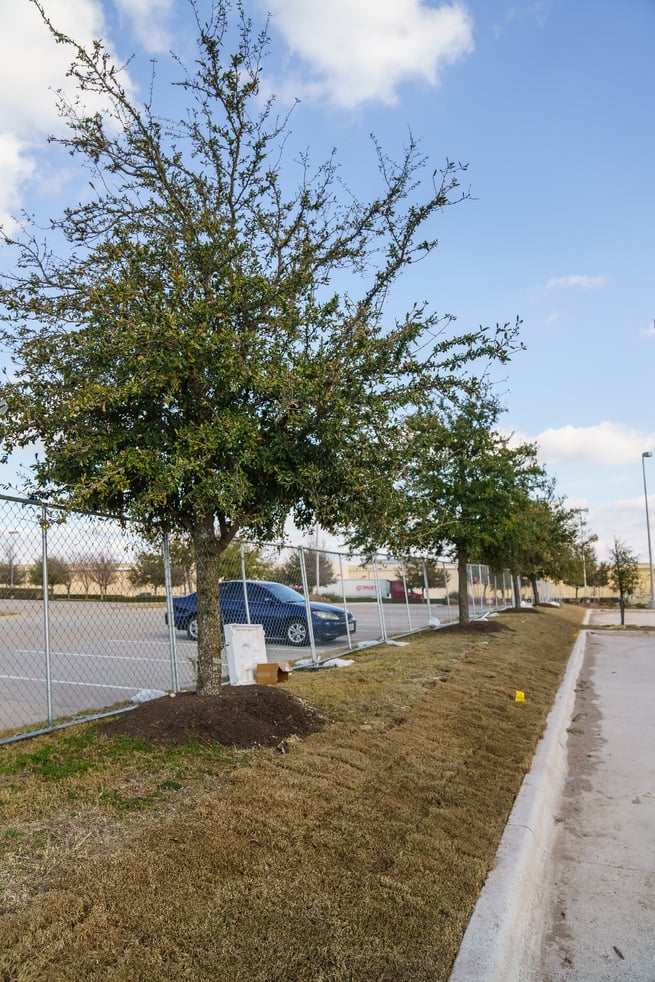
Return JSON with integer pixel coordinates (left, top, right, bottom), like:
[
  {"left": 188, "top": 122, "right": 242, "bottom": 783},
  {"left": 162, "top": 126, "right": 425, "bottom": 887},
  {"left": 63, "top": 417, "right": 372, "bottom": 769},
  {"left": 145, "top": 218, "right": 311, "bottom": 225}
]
[{"left": 0, "top": 494, "right": 539, "bottom": 743}]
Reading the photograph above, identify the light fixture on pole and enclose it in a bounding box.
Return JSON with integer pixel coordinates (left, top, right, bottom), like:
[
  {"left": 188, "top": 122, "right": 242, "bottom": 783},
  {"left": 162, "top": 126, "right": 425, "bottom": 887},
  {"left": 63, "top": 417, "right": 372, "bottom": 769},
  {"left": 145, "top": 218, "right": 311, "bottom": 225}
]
[{"left": 641, "top": 451, "right": 655, "bottom": 608}]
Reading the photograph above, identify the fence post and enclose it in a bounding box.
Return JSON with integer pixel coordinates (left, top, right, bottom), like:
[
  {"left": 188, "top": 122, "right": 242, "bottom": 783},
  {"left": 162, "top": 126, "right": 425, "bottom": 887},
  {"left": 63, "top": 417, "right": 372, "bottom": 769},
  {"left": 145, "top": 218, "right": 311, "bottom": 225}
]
[
  {"left": 468, "top": 564, "right": 476, "bottom": 619},
  {"left": 373, "top": 560, "right": 388, "bottom": 642},
  {"left": 338, "top": 552, "right": 353, "bottom": 649},
  {"left": 422, "top": 559, "right": 432, "bottom": 620},
  {"left": 239, "top": 543, "right": 252, "bottom": 624},
  {"left": 298, "top": 547, "right": 318, "bottom": 665},
  {"left": 40, "top": 505, "right": 54, "bottom": 727},
  {"left": 399, "top": 559, "right": 412, "bottom": 631},
  {"left": 444, "top": 562, "right": 452, "bottom": 621},
  {"left": 162, "top": 533, "right": 180, "bottom": 693}
]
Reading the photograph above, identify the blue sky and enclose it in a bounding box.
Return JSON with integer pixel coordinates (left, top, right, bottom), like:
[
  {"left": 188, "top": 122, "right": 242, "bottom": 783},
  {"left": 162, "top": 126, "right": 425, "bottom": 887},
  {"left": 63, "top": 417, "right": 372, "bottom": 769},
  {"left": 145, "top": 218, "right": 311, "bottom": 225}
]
[{"left": 0, "top": 0, "right": 654, "bottom": 562}]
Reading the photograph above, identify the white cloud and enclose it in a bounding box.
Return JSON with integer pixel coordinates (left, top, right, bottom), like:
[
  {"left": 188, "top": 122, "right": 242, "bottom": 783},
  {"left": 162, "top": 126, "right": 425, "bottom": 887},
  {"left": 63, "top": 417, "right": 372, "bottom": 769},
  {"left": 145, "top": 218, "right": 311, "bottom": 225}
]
[
  {"left": 0, "top": 133, "right": 36, "bottom": 231},
  {"left": 534, "top": 422, "right": 655, "bottom": 468},
  {"left": 494, "top": 1, "right": 551, "bottom": 35},
  {"left": 640, "top": 321, "right": 655, "bottom": 341},
  {"left": 0, "top": 0, "right": 136, "bottom": 227},
  {"left": 265, "top": 0, "right": 474, "bottom": 107},
  {"left": 545, "top": 274, "right": 606, "bottom": 290},
  {"left": 0, "top": 0, "right": 107, "bottom": 137},
  {"left": 114, "top": 0, "right": 173, "bottom": 53},
  {"left": 504, "top": 422, "right": 655, "bottom": 559}
]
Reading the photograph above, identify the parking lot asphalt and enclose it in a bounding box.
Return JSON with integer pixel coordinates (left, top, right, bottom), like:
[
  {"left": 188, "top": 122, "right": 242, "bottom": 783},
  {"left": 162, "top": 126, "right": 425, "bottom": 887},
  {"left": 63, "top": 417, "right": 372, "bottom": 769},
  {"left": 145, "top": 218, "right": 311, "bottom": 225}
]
[{"left": 450, "top": 608, "right": 655, "bottom": 981}]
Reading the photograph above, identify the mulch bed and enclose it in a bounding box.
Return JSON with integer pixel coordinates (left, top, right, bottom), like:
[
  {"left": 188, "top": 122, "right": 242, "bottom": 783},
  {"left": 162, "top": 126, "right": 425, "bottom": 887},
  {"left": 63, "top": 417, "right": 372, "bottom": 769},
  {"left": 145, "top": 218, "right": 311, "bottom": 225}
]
[
  {"left": 502, "top": 606, "right": 541, "bottom": 614},
  {"left": 438, "top": 619, "right": 512, "bottom": 634},
  {"left": 102, "top": 685, "right": 329, "bottom": 749}
]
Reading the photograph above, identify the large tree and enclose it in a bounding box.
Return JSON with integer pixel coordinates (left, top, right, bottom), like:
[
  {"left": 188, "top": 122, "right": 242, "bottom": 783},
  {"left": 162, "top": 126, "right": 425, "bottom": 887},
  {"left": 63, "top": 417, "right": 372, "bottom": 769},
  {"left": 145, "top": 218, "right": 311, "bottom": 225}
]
[{"left": 0, "top": 1, "right": 519, "bottom": 689}]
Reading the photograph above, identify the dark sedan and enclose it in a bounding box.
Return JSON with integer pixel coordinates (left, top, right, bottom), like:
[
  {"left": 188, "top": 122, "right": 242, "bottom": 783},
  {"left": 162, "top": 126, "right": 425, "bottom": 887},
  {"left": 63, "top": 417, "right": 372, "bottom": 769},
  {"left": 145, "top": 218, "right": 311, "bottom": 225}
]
[{"left": 169, "top": 579, "right": 356, "bottom": 646}]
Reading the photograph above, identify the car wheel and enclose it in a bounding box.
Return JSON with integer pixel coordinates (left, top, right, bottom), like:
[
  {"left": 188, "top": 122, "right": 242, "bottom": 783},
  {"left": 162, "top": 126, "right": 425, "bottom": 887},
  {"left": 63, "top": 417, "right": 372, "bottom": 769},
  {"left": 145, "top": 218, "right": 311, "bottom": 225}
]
[
  {"left": 285, "top": 618, "right": 309, "bottom": 646},
  {"left": 187, "top": 617, "right": 198, "bottom": 641}
]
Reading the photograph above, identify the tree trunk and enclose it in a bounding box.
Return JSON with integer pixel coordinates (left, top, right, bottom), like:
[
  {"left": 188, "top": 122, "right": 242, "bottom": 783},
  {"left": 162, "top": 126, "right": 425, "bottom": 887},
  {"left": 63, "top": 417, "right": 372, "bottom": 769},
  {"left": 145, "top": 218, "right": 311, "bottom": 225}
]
[
  {"left": 619, "top": 595, "right": 625, "bottom": 626},
  {"left": 192, "top": 515, "right": 229, "bottom": 695},
  {"left": 457, "top": 548, "right": 470, "bottom": 625},
  {"left": 530, "top": 574, "right": 540, "bottom": 604}
]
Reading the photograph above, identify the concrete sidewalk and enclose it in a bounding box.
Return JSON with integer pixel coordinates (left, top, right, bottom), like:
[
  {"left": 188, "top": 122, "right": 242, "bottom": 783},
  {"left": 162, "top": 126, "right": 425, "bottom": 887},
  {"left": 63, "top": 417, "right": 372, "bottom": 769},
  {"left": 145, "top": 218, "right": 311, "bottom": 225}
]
[{"left": 450, "top": 609, "right": 655, "bottom": 981}]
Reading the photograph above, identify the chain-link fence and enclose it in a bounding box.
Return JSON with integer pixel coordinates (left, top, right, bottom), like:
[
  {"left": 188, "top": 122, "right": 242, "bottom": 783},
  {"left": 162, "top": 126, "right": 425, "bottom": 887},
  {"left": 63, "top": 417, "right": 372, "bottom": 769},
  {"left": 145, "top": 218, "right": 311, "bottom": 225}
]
[{"left": 0, "top": 493, "right": 543, "bottom": 744}]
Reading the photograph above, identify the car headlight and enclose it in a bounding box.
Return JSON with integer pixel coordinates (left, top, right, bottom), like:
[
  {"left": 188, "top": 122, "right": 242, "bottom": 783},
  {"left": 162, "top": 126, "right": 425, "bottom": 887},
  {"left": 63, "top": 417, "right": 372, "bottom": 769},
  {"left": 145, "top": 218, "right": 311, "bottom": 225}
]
[{"left": 313, "top": 611, "right": 340, "bottom": 621}]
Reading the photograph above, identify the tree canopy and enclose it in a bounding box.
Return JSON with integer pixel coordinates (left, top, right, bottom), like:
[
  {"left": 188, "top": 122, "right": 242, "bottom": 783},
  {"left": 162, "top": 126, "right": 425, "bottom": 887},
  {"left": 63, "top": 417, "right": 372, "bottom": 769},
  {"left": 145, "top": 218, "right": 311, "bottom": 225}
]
[
  {"left": 351, "top": 391, "right": 546, "bottom": 622},
  {"left": 483, "top": 495, "right": 578, "bottom": 604},
  {"left": 282, "top": 547, "right": 336, "bottom": 592},
  {"left": 0, "top": 0, "right": 521, "bottom": 687},
  {"left": 608, "top": 537, "right": 640, "bottom": 625}
]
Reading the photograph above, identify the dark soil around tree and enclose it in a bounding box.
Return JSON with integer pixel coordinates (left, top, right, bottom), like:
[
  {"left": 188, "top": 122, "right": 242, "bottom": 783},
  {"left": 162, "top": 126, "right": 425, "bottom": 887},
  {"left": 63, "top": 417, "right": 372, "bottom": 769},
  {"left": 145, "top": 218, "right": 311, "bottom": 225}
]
[
  {"left": 103, "top": 685, "right": 329, "bottom": 749},
  {"left": 438, "top": 619, "right": 512, "bottom": 634}
]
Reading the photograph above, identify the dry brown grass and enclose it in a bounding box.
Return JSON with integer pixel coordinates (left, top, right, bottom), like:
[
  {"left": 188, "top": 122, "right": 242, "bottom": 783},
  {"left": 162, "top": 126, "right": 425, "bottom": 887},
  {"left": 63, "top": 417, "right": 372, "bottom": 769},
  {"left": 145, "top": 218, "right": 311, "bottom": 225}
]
[{"left": 0, "top": 606, "right": 583, "bottom": 981}]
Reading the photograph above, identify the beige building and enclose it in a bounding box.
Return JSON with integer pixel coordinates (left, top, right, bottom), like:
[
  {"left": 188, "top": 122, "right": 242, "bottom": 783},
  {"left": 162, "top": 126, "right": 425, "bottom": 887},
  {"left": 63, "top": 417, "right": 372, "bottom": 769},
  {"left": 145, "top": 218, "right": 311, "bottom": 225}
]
[{"left": 549, "top": 562, "right": 654, "bottom": 604}]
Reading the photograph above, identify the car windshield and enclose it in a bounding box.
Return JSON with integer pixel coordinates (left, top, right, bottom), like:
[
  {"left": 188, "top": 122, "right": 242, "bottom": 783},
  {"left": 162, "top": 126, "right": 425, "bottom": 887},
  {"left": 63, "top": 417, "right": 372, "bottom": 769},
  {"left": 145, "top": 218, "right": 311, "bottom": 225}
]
[{"left": 263, "top": 582, "right": 304, "bottom": 603}]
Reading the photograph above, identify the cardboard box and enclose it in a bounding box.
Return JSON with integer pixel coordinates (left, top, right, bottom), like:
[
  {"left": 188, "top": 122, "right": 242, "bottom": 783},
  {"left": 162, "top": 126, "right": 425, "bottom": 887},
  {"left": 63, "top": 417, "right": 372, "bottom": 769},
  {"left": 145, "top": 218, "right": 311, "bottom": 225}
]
[{"left": 256, "top": 662, "right": 291, "bottom": 685}]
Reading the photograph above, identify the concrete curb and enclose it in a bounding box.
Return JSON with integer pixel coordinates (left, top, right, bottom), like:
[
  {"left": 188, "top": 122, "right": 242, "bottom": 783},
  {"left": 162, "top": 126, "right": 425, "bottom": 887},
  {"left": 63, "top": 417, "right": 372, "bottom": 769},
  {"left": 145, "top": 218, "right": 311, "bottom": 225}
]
[{"left": 449, "top": 626, "right": 588, "bottom": 981}]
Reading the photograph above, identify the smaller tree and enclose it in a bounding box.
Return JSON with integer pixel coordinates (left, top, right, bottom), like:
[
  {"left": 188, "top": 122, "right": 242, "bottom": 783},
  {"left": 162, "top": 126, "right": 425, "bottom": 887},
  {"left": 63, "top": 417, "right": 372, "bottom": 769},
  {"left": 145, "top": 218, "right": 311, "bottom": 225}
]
[
  {"left": 0, "top": 562, "right": 24, "bottom": 589},
  {"left": 74, "top": 556, "right": 95, "bottom": 598},
  {"left": 130, "top": 553, "right": 163, "bottom": 595},
  {"left": 1, "top": 541, "right": 24, "bottom": 591},
  {"left": 399, "top": 559, "right": 447, "bottom": 596},
  {"left": 217, "top": 543, "right": 279, "bottom": 583},
  {"left": 608, "top": 538, "right": 640, "bottom": 625},
  {"left": 169, "top": 537, "right": 196, "bottom": 594},
  {"left": 282, "top": 547, "right": 336, "bottom": 592},
  {"left": 74, "top": 553, "right": 119, "bottom": 598},
  {"left": 30, "top": 557, "right": 72, "bottom": 598},
  {"left": 587, "top": 561, "right": 610, "bottom": 601},
  {"left": 129, "top": 551, "right": 184, "bottom": 596},
  {"left": 89, "top": 553, "right": 119, "bottom": 599},
  {"left": 557, "top": 535, "right": 599, "bottom": 601}
]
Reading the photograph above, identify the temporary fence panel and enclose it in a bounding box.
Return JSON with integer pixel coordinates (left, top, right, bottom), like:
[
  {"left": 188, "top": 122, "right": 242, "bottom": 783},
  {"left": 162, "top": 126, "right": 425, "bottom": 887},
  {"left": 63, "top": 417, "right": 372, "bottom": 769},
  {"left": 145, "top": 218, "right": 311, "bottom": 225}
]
[
  {"left": 0, "top": 497, "right": 195, "bottom": 741},
  {"left": 1, "top": 492, "right": 523, "bottom": 743}
]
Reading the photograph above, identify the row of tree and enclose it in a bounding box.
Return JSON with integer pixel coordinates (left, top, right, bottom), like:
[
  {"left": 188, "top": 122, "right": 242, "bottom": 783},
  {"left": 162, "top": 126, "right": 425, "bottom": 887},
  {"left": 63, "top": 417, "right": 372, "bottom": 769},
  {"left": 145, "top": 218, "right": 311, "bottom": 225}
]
[
  {"left": 0, "top": 541, "right": 331, "bottom": 598},
  {"left": 0, "top": 555, "right": 117, "bottom": 597},
  {"left": 0, "top": 2, "right": 641, "bottom": 688}
]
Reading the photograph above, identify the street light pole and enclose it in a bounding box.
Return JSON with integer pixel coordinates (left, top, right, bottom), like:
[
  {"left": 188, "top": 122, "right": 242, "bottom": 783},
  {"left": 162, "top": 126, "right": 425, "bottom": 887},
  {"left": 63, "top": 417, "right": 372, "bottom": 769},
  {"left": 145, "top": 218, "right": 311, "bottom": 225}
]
[
  {"left": 641, "top": 451, "right": 655, "bottom": 608},
  {"left": 573, "top": 507, "right": 589, "bottom": 603}
]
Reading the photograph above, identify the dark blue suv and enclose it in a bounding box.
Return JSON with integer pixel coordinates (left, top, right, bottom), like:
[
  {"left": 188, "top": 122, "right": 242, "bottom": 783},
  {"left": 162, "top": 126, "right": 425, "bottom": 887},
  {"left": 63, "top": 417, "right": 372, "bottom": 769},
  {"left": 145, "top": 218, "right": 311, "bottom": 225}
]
[{"left": 169, "top": 580, "right": 356, "bottom": 646}]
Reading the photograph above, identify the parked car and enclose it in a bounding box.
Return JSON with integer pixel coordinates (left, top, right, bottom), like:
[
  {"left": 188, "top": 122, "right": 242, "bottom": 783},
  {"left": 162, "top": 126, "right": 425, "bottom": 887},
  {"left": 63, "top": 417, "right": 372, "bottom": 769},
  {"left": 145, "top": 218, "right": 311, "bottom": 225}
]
[{"left": 168, "top": 579, "right": 357, "bottom": 646}]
